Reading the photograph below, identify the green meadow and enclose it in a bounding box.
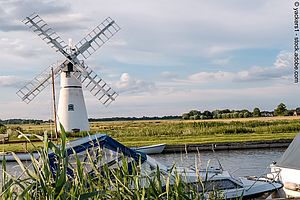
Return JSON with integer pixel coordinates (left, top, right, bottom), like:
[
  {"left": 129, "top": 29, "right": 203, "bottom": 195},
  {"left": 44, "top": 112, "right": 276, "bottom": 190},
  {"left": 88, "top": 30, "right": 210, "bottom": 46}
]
[{"left": 2, "top": 116, "right": 299, "bottom": 152}]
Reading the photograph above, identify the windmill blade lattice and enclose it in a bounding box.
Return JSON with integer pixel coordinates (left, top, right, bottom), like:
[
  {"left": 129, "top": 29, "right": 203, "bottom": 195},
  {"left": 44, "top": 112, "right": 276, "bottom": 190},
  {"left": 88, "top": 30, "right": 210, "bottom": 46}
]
[
  {"left": 75, "top": 17, "right": 121, "bottom": 60},
  {"left": 16, "top": 62, "right": 64, "bottom": 104},
  {"left": 73, "top": 64, "right": 118, "bottom": 106},
  {"left": 22, "top": 13, "right": 69, "bottom": 57}
]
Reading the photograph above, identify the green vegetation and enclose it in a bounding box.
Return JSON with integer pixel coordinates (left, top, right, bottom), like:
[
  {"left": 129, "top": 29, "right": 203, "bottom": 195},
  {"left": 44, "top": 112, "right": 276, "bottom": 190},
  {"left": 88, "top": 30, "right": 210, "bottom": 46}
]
[
  {"left": 182, "top": 102, "right": 298, "bottom": 120},
  {"left": 253, "top": 107, "right": 261, "bottom": 117},
  {"left": 274, "top": 103, "right": 288, "bottom": 116},
  {"left": 0, "top": 124, "right": 6, "bottom": 134},
  {"left": 1, "top": 116, "right": 300, "bottom": 151},
  {"left": 94, "top": 119, "right": 299, "bottom": 146},
  {"left": 1, "top": 130, "right": 222, "bottom": 199}
]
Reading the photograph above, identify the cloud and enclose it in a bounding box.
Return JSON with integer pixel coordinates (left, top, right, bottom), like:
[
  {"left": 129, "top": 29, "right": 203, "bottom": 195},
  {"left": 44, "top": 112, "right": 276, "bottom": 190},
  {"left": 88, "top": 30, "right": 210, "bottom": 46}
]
[
  {"left": 0, "top": 75, "right": 26, "bottom": 88},
  {"left": 115, "top": 73, "right": 155, "bottom": 94},
  {"left": 186, "top": 51, "right": 292, "bottom": 83},
  {"left": 211, "top": 57, "right": 232, "bottom": 66},
  {"left": 274, "top": 51, "right": 293, "bottom": 69},
  {"left": 188, "top": 71, "right": 234, "bottom": 83},
  {"left": 0, "top": 0, "right": 71, "bottom": 32},
  {"left": 160, "top": 71, "right": 178, "bottom": 79},
  {"left": 0, "top": 37, "right": 43, "bottom": 57},
  {"left": 234, "top": 51, "right": 291, "bottom": 82}
]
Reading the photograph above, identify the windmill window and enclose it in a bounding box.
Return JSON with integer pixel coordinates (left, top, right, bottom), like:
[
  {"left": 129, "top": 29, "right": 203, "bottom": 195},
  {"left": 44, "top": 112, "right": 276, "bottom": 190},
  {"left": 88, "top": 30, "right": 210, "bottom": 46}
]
[{"left": 68, "top": 104, "right": 74, "bottom": 111}]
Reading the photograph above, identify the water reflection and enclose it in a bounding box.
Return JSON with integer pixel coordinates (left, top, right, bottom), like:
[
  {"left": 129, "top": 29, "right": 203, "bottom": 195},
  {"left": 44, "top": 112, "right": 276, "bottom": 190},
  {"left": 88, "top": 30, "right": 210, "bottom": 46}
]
[{"left": 151, "top": 148, "right": 286, "bottom": 177}]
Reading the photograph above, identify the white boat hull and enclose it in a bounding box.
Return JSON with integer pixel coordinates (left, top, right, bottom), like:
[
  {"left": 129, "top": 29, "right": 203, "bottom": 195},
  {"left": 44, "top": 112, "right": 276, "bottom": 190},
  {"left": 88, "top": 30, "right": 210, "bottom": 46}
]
[
  {"left": 270, "top": 165, "right": 300, "bottom": 198},
  {"left": 133, "top": 144, "right": 165, "bottom": 154}
]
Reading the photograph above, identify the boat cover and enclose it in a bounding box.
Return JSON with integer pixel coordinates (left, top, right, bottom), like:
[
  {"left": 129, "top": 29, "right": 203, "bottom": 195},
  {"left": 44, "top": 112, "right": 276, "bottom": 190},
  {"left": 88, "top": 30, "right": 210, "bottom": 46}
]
[
  {"left": 48, "top": 134, "right": 147, "bottom": 172},
  {"left": 277, "top": 133, "right": 300, "bottom": 170}
]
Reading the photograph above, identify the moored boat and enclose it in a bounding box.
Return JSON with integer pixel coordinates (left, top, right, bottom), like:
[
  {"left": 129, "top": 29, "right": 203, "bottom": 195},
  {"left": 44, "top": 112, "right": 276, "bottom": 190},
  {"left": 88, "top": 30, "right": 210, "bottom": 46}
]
[
  {"left": 133, "top": 143, "right": 165, "bottom": 154},
  {"left": 48, "top": 134, "right": 282, "bottom": 199},
  {"left": 268, "top": 133, "right": 300, "bottom": 198}
]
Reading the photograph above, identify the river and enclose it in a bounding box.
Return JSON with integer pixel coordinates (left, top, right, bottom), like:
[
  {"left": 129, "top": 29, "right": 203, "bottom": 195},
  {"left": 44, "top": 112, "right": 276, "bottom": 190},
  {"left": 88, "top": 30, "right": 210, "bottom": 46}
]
[
  {"left": 1, "top": 148, "right": 286, "bottom": 180},
  {"left": 151, "top": 148, "right": 286, "bottom": 177}
]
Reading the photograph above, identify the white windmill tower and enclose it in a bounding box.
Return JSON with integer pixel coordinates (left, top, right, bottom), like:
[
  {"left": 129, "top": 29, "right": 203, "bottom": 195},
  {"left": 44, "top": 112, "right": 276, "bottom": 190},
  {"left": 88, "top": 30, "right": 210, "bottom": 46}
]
[{"left": 16, "top": 13, "right": 120, "bottom": 132}]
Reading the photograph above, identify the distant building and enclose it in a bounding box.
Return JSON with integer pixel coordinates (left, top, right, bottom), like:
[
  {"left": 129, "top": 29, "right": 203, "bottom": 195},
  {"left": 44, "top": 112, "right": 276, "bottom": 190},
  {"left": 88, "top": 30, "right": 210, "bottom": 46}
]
[
  {"left": 293, "top": 108, "right": 300, "bottom": 116},
  {"left": 261, "top": 111, "right": 274, "bottom": 117}
]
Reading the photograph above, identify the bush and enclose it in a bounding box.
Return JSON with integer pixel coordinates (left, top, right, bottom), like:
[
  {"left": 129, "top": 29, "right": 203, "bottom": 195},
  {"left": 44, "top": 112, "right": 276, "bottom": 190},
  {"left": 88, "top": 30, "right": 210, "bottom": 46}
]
[{"left": 0, "top": 124, "right": 6, "bottom": 134}]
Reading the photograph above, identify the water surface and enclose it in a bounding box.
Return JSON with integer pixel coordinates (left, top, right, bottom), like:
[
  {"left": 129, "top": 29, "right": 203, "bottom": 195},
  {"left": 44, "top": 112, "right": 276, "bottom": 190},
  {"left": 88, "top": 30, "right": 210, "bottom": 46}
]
[{"left": 151, "top": 148, "right": 286, "bottom": 177}]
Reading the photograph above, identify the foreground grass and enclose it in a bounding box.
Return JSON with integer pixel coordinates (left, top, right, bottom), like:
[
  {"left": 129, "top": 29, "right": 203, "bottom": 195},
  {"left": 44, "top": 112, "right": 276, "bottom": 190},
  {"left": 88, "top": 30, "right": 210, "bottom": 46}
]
[
  {"left": 2, "top": 116, "right": 300, "bottom": 152},
  {"left": 1, "top": 131, "right": 216, "bottom": 199}
]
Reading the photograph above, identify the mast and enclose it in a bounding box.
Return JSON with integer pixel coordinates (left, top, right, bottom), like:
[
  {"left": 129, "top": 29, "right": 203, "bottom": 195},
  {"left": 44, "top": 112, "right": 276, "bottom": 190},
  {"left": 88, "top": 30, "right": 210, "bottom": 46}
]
[{"left": 51, "top": 67, "right": 58, "bottom": 139}]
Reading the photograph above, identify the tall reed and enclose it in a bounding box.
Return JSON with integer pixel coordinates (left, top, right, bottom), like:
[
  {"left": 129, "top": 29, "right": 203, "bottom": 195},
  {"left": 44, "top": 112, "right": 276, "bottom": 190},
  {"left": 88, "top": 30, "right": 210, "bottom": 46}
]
[{"left": 0, "top": 128, "right": 224, "bottom": 200}]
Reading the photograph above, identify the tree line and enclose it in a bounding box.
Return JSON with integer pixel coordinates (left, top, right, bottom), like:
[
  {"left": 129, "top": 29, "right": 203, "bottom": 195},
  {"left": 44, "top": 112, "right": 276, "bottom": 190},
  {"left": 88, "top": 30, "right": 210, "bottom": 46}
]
[
  {"left": 0, "top": 102, "right": 298, "bottom": 125},
  {"left": 182, "top": 103, "right": 298, "bottom": 120}
]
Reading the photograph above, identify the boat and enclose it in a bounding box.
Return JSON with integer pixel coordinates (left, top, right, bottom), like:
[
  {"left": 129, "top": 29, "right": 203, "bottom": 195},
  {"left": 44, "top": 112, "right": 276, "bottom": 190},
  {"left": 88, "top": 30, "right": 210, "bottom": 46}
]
[
  {"left": 133, "top": 143, "right": 165, "bottom": 154},
  {"left": 0, "top": 143, "right": 165, "bottom": 162},
  {"left": 0, "top": 152, "right": 39, "bottom": 161},
  {"left": 268, "top": 133, "right": 300, "bottom": 198},
  {"left": 48, "top": 134, "right": 282, "bottom": 199}
]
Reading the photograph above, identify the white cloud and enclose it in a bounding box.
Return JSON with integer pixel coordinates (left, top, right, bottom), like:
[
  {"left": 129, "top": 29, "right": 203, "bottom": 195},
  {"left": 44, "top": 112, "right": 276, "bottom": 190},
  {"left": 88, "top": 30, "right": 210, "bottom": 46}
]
[
  {"left": 115, "top": 73, "right": 155, "bottom": 94},
  {"left": 0, "top": 37, "right": 42, "bottom": 57},
  {"left": 274, "top": 51, "right": 293, "bottom": 69},
  {"left": 0, "top": 75, "right": 25, "bottom": 88},
  {"left": 188, "top": 71, "right": 234, "bottom": 83},
  {"left": 160, "top": 71, "right": 178, "bottom": 79},
  {"left": 186, "top": 51, "right": 292, "bottom": 83},
  {"left": 211, "top": 57, "right": 232, "bottom": 66}
]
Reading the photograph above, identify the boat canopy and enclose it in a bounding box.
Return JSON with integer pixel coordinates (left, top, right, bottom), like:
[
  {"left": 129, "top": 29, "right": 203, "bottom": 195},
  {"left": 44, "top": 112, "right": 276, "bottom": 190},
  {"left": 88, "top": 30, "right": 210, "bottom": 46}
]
[
  {"left": 48, "top": 134, "right": 147, "bottom": 171},
  {"left": 277, "top": 133, "right": 300, "bottom": 170}
]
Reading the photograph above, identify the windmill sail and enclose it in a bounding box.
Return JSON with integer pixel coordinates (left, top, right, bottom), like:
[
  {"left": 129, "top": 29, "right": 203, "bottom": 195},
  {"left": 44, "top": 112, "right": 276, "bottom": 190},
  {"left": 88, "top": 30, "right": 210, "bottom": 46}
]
[
  {"left": 74, "top": 17, "right": 121, "bottom": 60},
  {"left": 22, "top": 13, "right": 69, "bottom": 57},
  {"left": 16, "top": 62, "right": 63, "bottom": 104},
  {"left": 73, "top": 64, "right": 118, "bottom": 106}
]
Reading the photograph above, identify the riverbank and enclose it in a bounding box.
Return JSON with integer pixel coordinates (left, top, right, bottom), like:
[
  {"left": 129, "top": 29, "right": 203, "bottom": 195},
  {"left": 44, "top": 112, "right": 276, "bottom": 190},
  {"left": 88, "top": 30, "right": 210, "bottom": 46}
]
[{"left": 162, "top": 139, "right": 292, "bottom": 153}]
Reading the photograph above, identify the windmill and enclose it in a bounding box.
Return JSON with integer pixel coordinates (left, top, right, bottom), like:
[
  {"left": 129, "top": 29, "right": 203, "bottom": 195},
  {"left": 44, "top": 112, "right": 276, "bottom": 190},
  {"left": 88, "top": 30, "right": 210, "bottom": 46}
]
[{"left": 16, "top": 13, "right": 120, "bottom": 132}]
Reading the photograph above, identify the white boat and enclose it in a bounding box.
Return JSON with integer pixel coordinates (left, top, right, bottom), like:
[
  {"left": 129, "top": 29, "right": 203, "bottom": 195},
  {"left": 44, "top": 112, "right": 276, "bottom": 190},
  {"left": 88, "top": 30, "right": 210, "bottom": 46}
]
[
  {"left": 133, "top": 143, "right": 165, "bottom": 154},
  {"left": 269, "top": 133, "right": 300, "bottom": 198},
  {"left": 0, "top": 143, "right": 165, "bottom": 162},
  {"left": 48, "top": 134, "right": 282, "bottom": 199}
]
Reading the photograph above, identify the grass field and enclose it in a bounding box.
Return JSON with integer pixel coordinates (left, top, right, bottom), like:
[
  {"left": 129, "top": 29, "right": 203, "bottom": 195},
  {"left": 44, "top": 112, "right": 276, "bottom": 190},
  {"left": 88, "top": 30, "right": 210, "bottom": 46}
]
[{"left": 2, "top": 116, "right": 300, "bottom": 152}]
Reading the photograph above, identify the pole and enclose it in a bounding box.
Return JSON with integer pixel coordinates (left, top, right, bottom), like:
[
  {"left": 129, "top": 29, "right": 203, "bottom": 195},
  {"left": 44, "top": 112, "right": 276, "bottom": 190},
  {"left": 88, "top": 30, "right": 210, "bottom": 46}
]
[{"left": 51, "top": 67, "right": 58, "bottom": 140}]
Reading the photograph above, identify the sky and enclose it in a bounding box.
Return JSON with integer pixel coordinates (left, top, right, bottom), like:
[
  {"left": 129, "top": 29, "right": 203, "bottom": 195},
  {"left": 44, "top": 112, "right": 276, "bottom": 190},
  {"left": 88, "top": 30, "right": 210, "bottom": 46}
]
[{"left": 0, "top": 0, "right": 297, "bottom": 120}]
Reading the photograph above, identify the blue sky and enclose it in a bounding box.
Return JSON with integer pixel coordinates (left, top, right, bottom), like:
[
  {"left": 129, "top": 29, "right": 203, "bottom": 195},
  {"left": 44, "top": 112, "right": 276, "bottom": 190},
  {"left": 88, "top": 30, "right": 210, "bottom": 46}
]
[{"left": 0, "top": 0, "right": 296, "bottom": 120}]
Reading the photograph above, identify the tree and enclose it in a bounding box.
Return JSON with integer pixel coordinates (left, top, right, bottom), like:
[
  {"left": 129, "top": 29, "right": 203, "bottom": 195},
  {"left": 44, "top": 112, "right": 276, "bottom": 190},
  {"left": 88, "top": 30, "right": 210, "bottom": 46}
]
[
  {"left": 253, "top": 107, "right": 261, "bottom": 117},
  {"left": 243, "top": 112, "right": 250, "bottom": 118},
  {"left": 274, "top": 103, "right": 288, "bottom": 116},
  {"left": 0, "top": 123, "right": 6, "bottom": 134},
  {"left": 233, "top": 112, "right": 239, "bottom": 118},
  {"left": 203, "top": 110, "right": 213, "bottom": 119},
  {"left": 194, "top": 115, "right": 200, "bottom": 120},
  {"left": 238, "top": 112, "right": 244, "bottom": 118},
  {"left": 221, "top": 109, "right": 231, "bottom": 114},
  {"left": 188, "top": 110, "right": 201, "bottom": 117},
  {"left": 182, "top": 113, "right": 190, "bottom": 120}
]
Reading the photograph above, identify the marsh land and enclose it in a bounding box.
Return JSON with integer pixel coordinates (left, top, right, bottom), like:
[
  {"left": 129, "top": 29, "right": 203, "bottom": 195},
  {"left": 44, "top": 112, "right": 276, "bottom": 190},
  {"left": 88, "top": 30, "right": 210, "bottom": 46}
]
[{"left": 1, "top": 116, "right": 299, "bottom": 152}]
